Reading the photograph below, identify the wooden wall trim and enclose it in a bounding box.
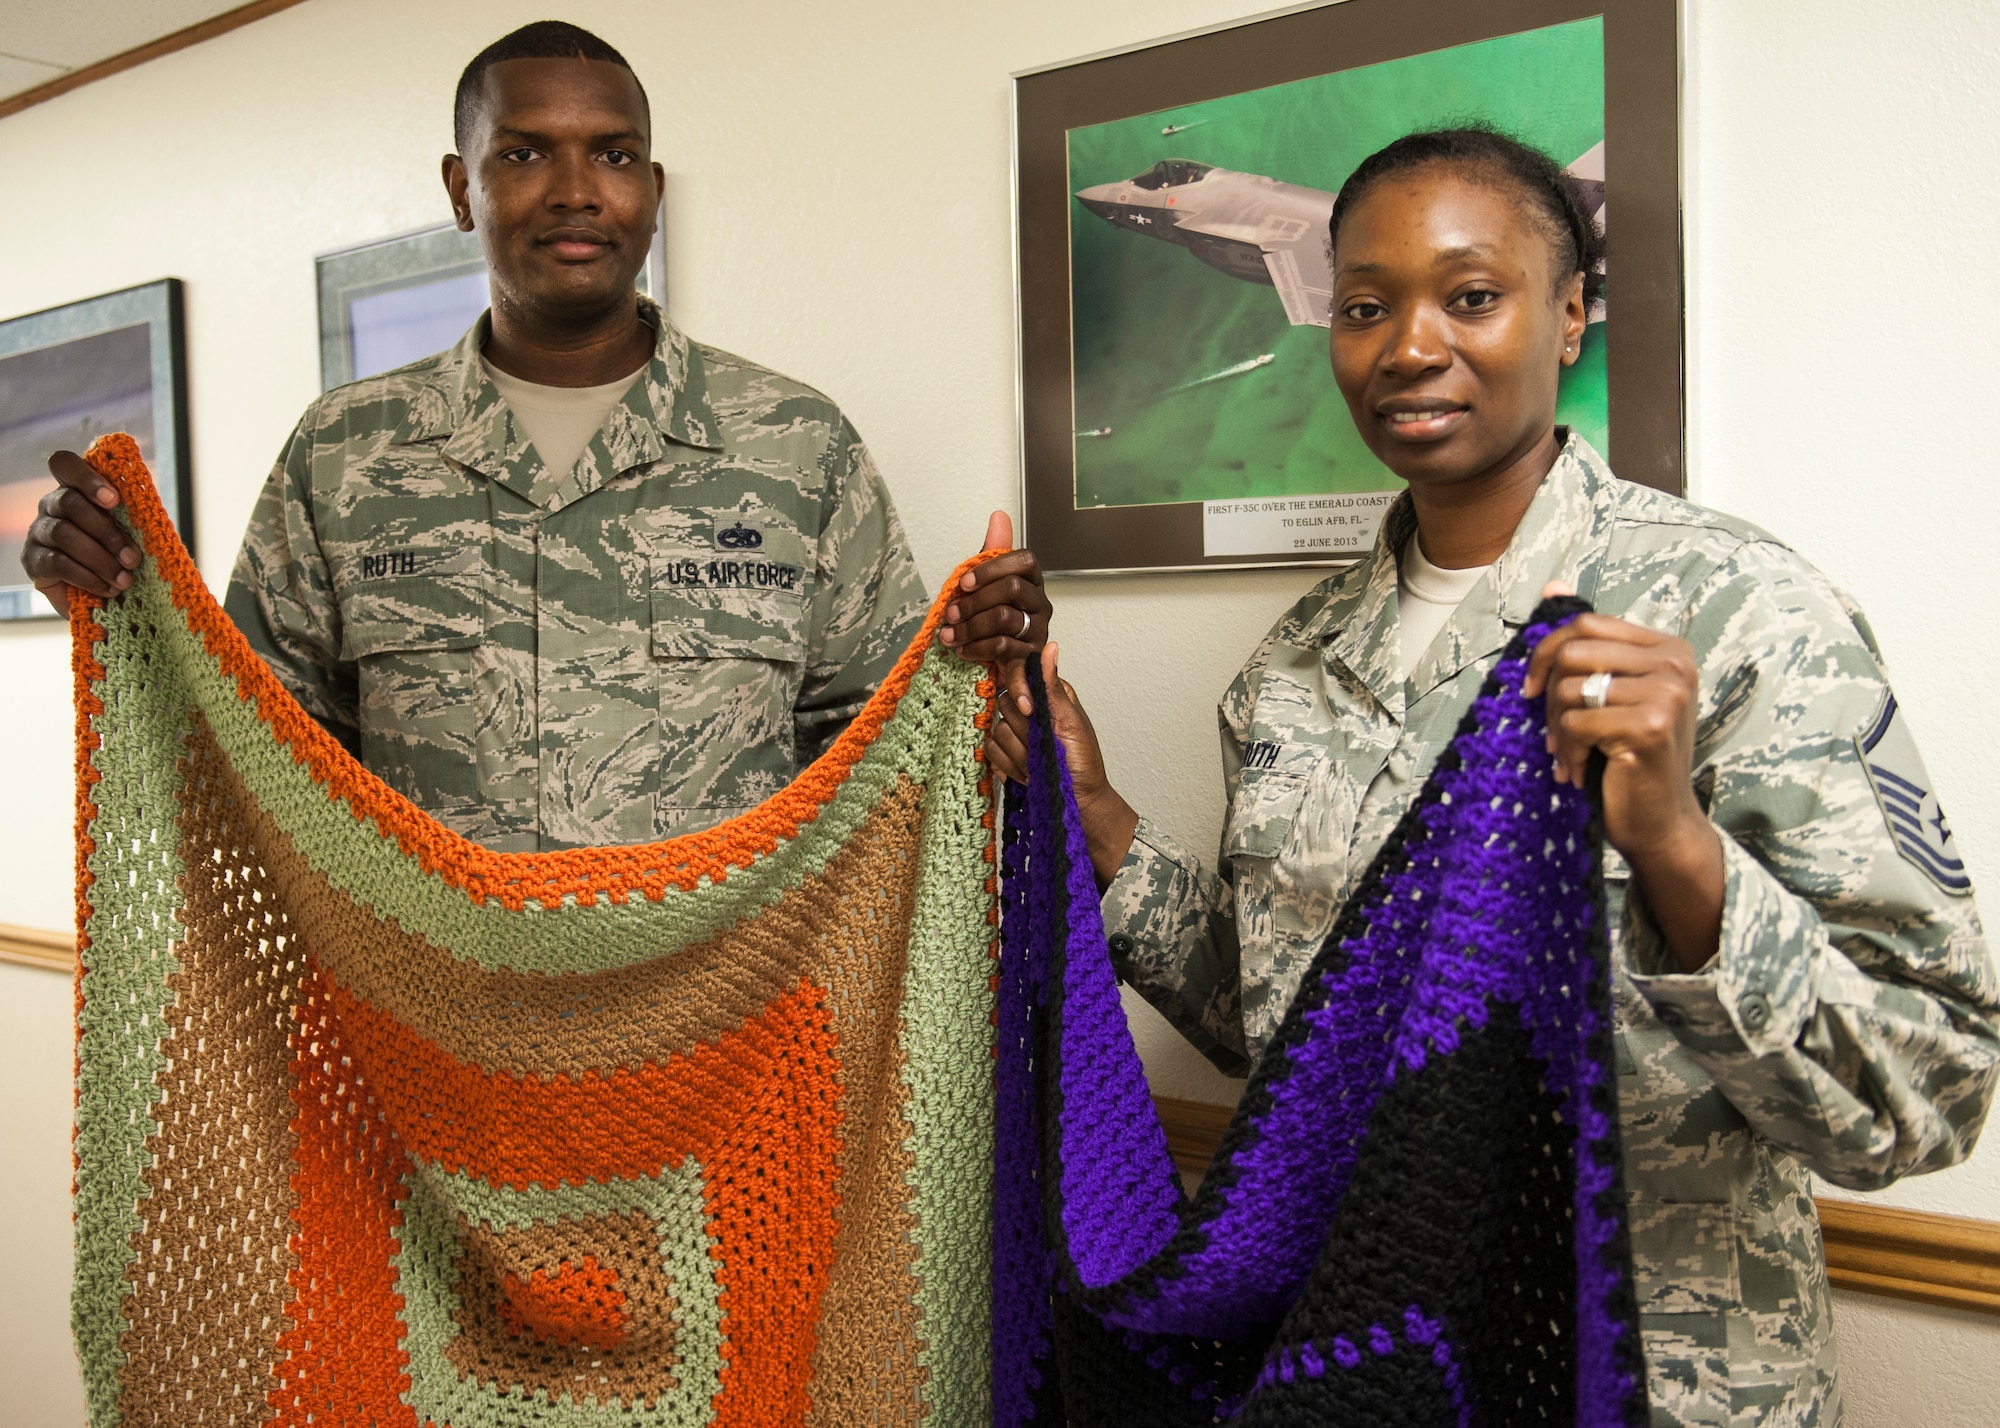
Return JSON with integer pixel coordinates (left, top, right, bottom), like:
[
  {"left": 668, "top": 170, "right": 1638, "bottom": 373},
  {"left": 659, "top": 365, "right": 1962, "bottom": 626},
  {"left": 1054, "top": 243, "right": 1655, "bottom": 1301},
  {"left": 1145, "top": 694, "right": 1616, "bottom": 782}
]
[
  {"left": 0, "top": 922, "right": 72, "bottom": 974},
  {"left": 1816, "top": 1197, "right": 2000, "bottom": 1315},
  {"left": 1153, "top": 1095, "right": 2000, "bottom": 1318},
  {"left": 0, "top": 0, "right": 312, "bottom": 123}
]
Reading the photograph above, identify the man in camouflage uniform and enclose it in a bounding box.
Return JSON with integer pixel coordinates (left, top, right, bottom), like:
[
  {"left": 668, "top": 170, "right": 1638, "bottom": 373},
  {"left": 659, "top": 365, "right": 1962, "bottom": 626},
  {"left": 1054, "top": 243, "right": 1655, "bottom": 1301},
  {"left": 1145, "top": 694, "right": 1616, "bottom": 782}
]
[
  {"left": 218, "top": 293, "right": 923, "bottom": 849},
  {"left": 1096, "top": 434, "right": 1999, "bottom": 1425},
  {"left": 30, "top": 22, "right": 1046, "bottom": 851}
]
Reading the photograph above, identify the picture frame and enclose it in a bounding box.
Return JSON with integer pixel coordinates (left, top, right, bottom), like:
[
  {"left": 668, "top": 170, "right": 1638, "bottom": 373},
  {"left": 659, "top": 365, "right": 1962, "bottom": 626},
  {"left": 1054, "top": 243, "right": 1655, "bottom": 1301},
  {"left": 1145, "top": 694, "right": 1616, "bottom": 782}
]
[
  {"left": 0, "top": 278, "right": 192, "bottom": 620},
  {"left": 316, "top": 212, "right": 669, "bottom": 390},
  {"left": 1014, "top": 0, "right": 1683, "bottom": 574}
]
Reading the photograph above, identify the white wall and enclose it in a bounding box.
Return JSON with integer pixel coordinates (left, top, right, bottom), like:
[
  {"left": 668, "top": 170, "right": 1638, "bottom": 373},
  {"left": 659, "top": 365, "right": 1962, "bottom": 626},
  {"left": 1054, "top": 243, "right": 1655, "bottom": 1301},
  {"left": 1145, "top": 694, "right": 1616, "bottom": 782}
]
[{"left": 0, "top": 0, "right": 1994, "bottom": 1422}]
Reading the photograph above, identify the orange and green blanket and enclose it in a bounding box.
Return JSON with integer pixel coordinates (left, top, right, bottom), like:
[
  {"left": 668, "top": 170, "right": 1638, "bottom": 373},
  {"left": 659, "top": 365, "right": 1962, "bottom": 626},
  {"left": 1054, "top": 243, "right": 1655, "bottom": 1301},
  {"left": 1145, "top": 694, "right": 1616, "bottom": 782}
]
[{"left": 70, "top": 435, "right": 1001, "bottom": 1427}]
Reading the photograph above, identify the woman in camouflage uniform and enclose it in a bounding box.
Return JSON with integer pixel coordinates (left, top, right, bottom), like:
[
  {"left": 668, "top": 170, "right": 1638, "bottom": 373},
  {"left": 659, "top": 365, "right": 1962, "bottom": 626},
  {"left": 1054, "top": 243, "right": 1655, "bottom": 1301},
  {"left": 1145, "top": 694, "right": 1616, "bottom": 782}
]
[{"left": 982, "top": 130, "right": 1999, "bottom": 1426}]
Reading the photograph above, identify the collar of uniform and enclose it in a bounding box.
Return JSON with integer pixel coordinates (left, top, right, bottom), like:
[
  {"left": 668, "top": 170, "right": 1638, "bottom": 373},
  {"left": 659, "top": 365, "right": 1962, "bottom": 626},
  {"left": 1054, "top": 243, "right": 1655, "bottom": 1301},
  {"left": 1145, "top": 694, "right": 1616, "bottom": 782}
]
[
  {"left": 393, "top": 297, "right": 724, "bottom": 509},
  {"left": 1295, "top": 431, "right": 1621, "bottom": 715},
  {"left": 1296, "top": 498, "right": 1410, "bottom": 723},
  {"left": 1490, "top": 430, "right": 1620, "bottom": 624},
  {"left": 1406, "top": 432, "right": 1619, "bottom": 696}
]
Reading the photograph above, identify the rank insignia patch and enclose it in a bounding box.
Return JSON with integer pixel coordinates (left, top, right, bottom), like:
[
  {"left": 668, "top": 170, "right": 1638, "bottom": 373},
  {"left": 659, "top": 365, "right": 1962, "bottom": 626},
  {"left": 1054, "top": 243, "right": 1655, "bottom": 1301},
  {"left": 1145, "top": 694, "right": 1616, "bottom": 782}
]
[{"left": 1857, "top": 693, "right": 1971, "bottom": 894}]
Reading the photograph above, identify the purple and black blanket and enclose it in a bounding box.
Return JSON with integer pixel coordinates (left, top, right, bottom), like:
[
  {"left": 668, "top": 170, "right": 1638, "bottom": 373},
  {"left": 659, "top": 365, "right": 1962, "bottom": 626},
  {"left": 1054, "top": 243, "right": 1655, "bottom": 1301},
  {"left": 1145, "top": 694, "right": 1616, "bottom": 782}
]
[{"left": 993, "top": 598, "right": 1649, "bottom": 1426}]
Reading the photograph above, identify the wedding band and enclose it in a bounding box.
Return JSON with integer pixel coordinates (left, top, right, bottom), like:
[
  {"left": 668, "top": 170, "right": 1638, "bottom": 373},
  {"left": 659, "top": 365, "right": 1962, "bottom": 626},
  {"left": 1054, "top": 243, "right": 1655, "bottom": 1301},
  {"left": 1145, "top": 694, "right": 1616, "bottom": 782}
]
[
  {"left": 1581, "top": 671, "right": 1613, "bottom": 709},
  {"left": 1018, "top": 607, "right": 1032, "bottom": 638}
]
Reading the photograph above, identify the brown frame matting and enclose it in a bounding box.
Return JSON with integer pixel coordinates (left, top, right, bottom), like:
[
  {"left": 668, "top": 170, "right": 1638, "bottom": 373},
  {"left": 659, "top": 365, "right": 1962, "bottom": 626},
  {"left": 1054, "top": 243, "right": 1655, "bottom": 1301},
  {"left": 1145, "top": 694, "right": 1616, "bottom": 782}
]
[{"left": 1014, "top": 0, "right": 1683, "bottom": 574}]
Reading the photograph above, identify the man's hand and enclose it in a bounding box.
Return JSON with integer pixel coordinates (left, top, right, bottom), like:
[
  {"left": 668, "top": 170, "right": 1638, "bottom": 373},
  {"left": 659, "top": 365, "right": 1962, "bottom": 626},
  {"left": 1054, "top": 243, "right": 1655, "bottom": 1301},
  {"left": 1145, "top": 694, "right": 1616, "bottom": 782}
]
[
  {"left": 23, "top": 450, "right": 144, "bottom": 617},
  {"left": 938, "top": 510, "right": 1051, "bottom": 720},
  {"left": 1522, "top": 580, "right": 1724, "bottom": 971},
  {"left": 986, "top": 643, "right": 1138, "bottom": 889}
]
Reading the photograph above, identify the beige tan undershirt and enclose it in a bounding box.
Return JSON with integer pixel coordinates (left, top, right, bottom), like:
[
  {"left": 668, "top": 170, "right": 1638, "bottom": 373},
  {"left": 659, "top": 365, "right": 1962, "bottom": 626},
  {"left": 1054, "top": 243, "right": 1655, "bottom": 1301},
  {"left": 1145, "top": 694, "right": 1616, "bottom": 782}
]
[
  {"left": 481, "top": 356, "right": 646, "bottom": 480},
  {"left": 1397, "top": 535, "right": 1492, "bottom": 679}
]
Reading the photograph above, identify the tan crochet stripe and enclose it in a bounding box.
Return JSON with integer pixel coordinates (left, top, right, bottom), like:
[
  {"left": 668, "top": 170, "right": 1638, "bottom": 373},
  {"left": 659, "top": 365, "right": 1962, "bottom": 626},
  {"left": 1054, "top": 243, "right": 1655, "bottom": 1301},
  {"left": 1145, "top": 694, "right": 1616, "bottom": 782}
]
[
  {"left": 806, "top": 1041, "right": 927, "bottom": 1425},
  {"left": 444, "top": 1209, "right": 681, "bottom": 1407},
  {"left": 114, "top": 730, "right": 308, "bottom": 1424},
  {"left": 194, "top": 705, "right": 928, "bottom": 1078}
]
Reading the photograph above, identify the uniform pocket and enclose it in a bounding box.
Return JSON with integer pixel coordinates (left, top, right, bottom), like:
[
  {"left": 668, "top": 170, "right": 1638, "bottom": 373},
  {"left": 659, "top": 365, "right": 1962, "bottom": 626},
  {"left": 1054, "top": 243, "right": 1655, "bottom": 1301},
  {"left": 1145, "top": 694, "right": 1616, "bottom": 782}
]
[
  {"left": 1629, "top": 1200, "right": 1741, "bottom": 1425},
  {"left": 1224, "top": 741, "right": 1323, "bottom": 859},
  {"left": 1627, "top": 1200, "right": 1742, "bottom": 1314},
  {"left": 335, "top": 547, "right": 487, "bottom": 803},
  {"left": 649, "top": 555, "right": 808, "bottom": 663},
  {"left": 648, "top": 554, "right": 809, "bottom": 819},
  {"left": 338, "top": 548, "right": 485, "bottom": 660},
  {"left": 1221, "top": 745, "right": 1330, "bottom": 981},
  {"left": 1223, "top": 771, "right": 1309, "bottom": 860}
]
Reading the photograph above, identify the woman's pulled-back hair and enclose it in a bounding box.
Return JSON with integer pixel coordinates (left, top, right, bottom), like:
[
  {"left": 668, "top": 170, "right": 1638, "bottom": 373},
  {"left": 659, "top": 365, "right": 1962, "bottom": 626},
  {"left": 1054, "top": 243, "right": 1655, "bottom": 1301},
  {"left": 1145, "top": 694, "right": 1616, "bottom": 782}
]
[{"left": 1329, "top": 126, "right": 1606, "bottom": 308}]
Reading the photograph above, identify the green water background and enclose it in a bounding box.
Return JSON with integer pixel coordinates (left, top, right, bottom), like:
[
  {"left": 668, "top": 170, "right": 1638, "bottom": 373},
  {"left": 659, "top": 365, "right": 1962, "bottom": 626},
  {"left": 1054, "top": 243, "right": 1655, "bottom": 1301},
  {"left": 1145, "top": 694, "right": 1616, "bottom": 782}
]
[{"left": 1067, "top": 17, "right": 1605, "bottom": 509}]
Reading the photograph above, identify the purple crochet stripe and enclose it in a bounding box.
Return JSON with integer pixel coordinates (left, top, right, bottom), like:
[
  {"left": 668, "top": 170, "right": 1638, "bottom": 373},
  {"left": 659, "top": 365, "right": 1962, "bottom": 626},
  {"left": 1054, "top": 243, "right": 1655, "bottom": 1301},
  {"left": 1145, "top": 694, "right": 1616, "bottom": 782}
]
[
  {"left": 1226, "top": 1305, "right": 1472, "bottom": 1427},
  {"left": 1048, "top": 717, "right": 1185, "bottom": 1284}
]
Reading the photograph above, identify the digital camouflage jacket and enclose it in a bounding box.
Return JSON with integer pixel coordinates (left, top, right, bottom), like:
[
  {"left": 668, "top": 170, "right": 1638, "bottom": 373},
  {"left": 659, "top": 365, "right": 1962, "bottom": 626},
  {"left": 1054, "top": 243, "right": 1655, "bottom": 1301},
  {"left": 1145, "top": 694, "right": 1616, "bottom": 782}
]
[
  {"left": 1102, "top": 434, "right": 2000, "bottom": 1427},
  {"left": 224, "top": 298, "right": 927, "bottom": 851}
]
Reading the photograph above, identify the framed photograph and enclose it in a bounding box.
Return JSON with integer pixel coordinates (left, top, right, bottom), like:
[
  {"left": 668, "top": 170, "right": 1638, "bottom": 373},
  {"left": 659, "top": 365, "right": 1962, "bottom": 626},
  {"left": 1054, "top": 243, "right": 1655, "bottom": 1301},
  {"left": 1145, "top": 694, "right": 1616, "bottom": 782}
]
[
  {"left": 317, "top": 213, "right": 669, "bottom": 389},
  {"left": 0, "top": 279, "right": 192, "bottom": 620},
  {"left": 1015, "top": 0, "right": 1682, "bottom": 573}
]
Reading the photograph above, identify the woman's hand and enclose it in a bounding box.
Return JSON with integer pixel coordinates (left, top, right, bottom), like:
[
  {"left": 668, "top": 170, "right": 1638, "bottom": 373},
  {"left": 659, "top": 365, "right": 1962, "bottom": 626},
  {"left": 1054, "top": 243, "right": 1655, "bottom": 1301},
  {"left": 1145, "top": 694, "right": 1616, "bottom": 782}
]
[
  {"left": 939, "top": 511, "right": 1052, "bottom": 721},
  {"left": 986, "top": 643, "right": 1138, "bottom": 889},
  {"left": 1522, "top": 582, "right": 1725, "bottom": 971}
]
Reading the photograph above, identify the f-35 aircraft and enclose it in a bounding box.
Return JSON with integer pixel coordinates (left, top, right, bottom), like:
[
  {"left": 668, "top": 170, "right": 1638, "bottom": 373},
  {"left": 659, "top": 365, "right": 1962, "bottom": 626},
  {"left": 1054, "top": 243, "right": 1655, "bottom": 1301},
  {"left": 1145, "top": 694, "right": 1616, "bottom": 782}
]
[{"left": 1075, "top": 142, "right": 1606, "bottom": 328}]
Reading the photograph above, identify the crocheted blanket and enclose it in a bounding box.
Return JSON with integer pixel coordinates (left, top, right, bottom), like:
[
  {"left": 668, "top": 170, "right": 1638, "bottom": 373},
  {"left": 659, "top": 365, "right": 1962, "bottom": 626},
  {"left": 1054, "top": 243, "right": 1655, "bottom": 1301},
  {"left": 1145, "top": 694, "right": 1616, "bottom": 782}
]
[
  {"left": 69, "top": 435, "right": 1001, "bottom": 1427},
  {"left": 994, "top": 606, "right": 1649, "bottom": 1427},
  {"left": 72, "top": 431, "right": 1643, "bottom": 1427}
]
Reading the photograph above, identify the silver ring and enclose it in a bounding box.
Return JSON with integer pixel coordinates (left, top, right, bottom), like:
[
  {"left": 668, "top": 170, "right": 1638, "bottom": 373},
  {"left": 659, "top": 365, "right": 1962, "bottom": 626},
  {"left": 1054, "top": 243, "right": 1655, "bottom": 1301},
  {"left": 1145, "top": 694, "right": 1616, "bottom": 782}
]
[
  {"left": 1581, "top": 670, "right": 1614, "bottom": 709},
  {"left": 1018, "top": 606, "right": 1032, "bottom": 638}
]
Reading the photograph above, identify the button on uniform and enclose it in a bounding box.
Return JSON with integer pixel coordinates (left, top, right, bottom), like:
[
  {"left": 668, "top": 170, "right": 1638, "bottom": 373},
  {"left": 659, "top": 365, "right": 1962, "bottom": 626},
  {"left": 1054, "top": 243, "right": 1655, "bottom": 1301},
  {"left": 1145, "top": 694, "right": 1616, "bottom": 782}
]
[{"left": 1738, "top": 991, "right": 1773, "bottom": 1033}]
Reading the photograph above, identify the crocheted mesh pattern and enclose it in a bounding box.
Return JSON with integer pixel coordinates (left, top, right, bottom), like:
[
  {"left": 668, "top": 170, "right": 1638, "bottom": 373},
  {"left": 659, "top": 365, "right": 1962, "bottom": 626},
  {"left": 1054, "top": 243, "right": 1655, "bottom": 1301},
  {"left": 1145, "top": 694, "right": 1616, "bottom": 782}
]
[
  {"left": 69, "top": 434, "right": 1001, "bottom": 1428},
  {"left": 994, "top": 602, "right": 1648, "bottom": 1427}
]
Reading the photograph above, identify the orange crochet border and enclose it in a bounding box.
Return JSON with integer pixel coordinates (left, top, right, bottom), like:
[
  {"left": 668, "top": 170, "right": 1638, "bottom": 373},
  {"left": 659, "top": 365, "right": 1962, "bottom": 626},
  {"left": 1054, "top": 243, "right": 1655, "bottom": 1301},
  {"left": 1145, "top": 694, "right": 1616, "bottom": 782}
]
[
  {"left": 70, "top": 501, "right": 108, "bottom": 1196},
  {"left": 74, "top": 434, "right": 1000, "bottom": 912}
]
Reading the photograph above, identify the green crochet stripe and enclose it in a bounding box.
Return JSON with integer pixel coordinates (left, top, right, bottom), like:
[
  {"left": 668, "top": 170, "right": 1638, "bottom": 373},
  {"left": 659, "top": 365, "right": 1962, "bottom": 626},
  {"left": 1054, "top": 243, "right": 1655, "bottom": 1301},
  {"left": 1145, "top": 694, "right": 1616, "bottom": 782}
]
[
  {"left": 394, "top": 1159, "right": 723, "bottom": 1425},
  {"left": 71, "top": 581, "right": 197, "bottom": 1425},
  {"left": 155, "top": 575, "right": 984, "bottom": 971},
  {"left": 902, "top": 678, "right": 999, "bottom": 1417}
]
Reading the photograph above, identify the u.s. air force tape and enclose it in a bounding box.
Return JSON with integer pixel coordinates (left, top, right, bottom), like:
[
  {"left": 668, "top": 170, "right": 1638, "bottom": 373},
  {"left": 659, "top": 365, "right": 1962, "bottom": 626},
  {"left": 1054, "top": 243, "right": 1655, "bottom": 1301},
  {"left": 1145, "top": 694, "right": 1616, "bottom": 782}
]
[{"left": 658, "top": 557, "right": 802, "bottom": 592}]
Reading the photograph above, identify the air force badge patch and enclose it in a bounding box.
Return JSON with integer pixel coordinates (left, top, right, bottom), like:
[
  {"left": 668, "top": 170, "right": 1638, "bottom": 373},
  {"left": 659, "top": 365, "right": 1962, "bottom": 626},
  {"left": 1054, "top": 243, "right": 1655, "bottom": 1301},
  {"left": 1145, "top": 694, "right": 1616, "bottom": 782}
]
[{"left": 1857, "top": 692, "right": 1971, "bottom": 895}]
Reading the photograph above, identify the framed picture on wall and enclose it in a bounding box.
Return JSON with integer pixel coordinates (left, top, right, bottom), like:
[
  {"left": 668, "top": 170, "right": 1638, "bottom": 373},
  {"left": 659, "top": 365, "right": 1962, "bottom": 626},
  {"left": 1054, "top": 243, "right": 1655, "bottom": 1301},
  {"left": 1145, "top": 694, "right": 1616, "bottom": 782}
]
[
  {"left": 1014, "top": 0, "right": 1682, "bottom": 574},
  {"left": 0, "top": 279, "right": 192, "bottom": 620},
  {"left": 316, "top": 212, "right": 669, "bottom": 390}
]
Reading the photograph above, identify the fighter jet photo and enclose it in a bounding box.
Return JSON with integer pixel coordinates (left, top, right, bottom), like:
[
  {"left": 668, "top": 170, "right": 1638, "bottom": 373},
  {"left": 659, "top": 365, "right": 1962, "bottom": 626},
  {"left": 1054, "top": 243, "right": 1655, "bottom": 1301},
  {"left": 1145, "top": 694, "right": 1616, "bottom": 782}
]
[
  {"left": 1075, "top": 142, "right": 1606, "bottom": 329},
  {"left": 1163, "top": 351, "right": 1276, "bottom": 397}
]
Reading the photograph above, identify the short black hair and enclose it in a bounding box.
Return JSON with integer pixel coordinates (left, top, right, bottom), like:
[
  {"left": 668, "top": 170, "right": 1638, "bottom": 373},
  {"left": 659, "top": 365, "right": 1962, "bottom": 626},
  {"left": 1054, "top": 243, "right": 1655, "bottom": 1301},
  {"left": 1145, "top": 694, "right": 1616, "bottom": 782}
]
[
  {"left": 1329, "top": 126, "right": 1606, "bottom": 308},
  {"left": 453, "top": 21, "right": 648, "bottom": 152}
]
